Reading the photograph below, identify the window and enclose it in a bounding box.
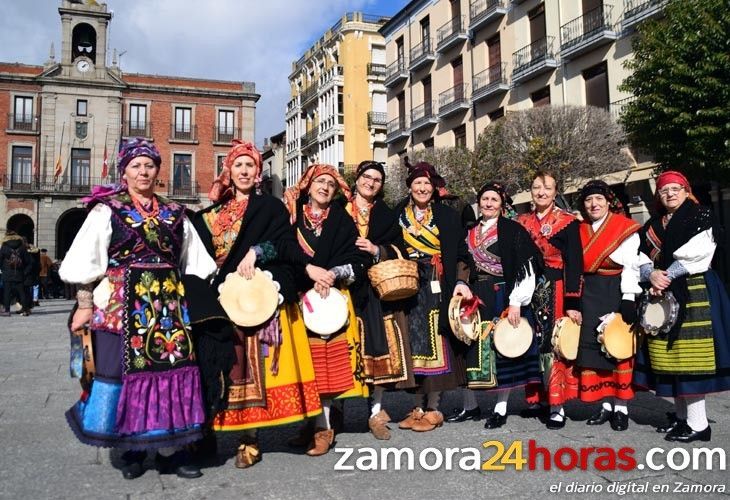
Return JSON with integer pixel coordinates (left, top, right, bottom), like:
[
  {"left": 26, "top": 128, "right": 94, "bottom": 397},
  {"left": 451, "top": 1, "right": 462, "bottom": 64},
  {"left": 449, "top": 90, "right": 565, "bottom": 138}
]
[
  {"left": 424, "top": 138, "right": 434, "bottom": 151},
  {"left": 173, "top": 153, "right": 192, "bottom": 194},
  {"left": 129, "top": 104, "right": 147, "bottom": 136},
  {"left": 454, "top": 125, "right": 467, "bottom": 148},
  {"left": 488, "top": 107, "right": 505, "bottom": 121},
  {"left": 11, "top": 146, "right": 32, "bottom": 185},
  {"left": 531, "top": 86, "right": 551, "bottom": 107},
  {"left": 216, "top": 155, "right": 226, "bottom": 175},
  {"left": 420, "top": 16, "right": 430, "bottom": 47},
  {"left": 76, "top": 100, "right": 88, "bottom": 117},
  {"left": 174, "top": 107, "right": 193, "bottom": 140},
  {"left": 583, "top": 62, "right": 609, "bottom": 110},
  {"left": 396, "top": 37, "right": 405, "bottom": 65},
  {"left": 217, "top": 110, "right": 234, "bottom": 142},
  {"left": 487, "top": 35, "right": 501, "bottom": 67},
  {"left": 13, "top": 96, "right": 33, "bottom": 130},
  {"left": 70, "top": 148, "right": 91, "bottom": 189}
]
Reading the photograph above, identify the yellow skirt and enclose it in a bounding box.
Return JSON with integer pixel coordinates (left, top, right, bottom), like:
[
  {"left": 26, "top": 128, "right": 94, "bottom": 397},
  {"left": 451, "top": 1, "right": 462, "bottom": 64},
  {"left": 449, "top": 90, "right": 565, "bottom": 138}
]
[
  {"left": 213, "top": 303, "right": 322, "bottom": 431},
  {"left": 308, "top": 289, "right": 369, "bottom": 400}
]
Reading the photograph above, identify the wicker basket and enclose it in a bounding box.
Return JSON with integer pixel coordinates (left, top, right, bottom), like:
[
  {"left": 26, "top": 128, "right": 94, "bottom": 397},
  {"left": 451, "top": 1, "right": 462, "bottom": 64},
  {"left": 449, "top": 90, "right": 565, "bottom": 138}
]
[{"left": 368, "top": 245, "right": 419, "bottom": 301}]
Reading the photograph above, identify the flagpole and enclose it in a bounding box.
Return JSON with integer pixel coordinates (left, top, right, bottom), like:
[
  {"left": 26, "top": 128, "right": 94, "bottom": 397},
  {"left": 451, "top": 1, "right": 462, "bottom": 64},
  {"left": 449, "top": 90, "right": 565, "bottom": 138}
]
[
  {"left": 54, "top": 121, "right": 65, "bottom": 183},
  {"left": 101, "top": 126, "right": 109, "bottom": 181}
]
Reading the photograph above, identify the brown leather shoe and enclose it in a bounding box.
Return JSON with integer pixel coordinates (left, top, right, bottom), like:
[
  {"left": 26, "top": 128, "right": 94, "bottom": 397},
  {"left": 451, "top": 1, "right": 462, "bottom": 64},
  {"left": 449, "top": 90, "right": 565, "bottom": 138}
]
[
  {"left": 306, "top": 428, "right": 335, "bottom": 456},
  {"left": 287, "top": 420, "right": 315, "bottom": 447},
  {"left": 398, "top": 407, "right": 424, "bottom": 429},
  {"left": 235, "top": 443, "right": 261, "bottom": 468},
  {"left": 411, "top": 410, "right": 444, "bottom": 432},
  {"left": 368, "top": 409, "right": 391, "bottom": 440}
]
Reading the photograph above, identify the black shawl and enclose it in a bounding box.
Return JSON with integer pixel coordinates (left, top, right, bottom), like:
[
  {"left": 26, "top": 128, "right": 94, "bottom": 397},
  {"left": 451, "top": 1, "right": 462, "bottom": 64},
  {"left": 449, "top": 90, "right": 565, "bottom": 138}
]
[{"left": 492, "top": 217, "right": 541, "bottom": 308}]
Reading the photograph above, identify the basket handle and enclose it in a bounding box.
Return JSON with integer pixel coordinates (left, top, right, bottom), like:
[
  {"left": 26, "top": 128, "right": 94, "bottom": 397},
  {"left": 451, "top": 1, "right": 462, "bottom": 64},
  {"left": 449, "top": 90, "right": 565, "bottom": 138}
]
[{"left": 389, "top": 244, "right": 405, "bottom": 260}]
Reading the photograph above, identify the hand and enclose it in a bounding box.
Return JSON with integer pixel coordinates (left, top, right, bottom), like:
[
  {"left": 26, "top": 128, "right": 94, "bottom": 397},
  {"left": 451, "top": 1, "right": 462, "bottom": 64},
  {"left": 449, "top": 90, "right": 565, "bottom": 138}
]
[
  {"left": 649, "top": 270, "right": 671, "bottom": 291},
  {"left": 566, "top": 309, "right": 582, "bottom": 326},
  {"left": 237, "top": 249, "right": 257, "bottom": 279},
  {"left": 71, "top": 307, "right": 93, "bottom": 333},
  {"left": 314, "top": 281, "right": 330, "bottom": 298},
  {"left": 649, "top": 286, "right": 663, "bottom": 296},
  {"left": 453, "top": 283, "right": 472, "bottom": 300},
  {"left": 619, "top": 299, "right": 638, "bottom": 324},
  {"left": 306, "top": 264, "right": 335, "bottom": 288},
  {"left": 507, "top": 305, "right": 521, "bottom": 328},
  {"left": 355, "top": 237, "right": 378, "bottom": 256}
]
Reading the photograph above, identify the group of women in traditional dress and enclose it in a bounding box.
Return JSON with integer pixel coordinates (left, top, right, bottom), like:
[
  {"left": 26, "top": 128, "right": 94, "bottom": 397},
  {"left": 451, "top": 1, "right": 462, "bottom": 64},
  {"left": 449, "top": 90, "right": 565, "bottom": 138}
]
[{"left": 61, "top": 138, "right": 730, "bottom": 479}]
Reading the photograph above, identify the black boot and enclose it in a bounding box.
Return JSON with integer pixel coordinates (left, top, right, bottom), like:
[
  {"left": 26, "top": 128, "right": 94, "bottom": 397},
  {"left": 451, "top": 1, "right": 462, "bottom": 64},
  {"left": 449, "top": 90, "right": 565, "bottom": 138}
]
[
  {"left": 121, "top": 450, "right": 147, "bottom": 480},
  {"left": 155, "top": 450, "right": 203, "bottom": 479}
]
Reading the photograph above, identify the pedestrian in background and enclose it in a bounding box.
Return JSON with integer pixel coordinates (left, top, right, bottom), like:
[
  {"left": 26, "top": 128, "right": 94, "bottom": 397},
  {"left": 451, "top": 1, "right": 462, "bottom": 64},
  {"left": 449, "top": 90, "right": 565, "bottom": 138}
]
[
  {"left": 0, "top": 231, "right": 29, "bottom": 316},
  {"left": 39, "top": 249, "right": 53, "bottom": 299}
]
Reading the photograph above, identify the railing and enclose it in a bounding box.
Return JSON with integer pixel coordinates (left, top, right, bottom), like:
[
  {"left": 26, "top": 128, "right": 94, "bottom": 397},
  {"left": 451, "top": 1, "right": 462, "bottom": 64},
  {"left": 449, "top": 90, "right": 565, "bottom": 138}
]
[
  {"left": 168, "top": 181, "right": 199, "bottom": 199},
  {"left": 609, "top": 96, "right": 635, "bottom": 121},
  {"left": 436, "top": 15, "right": 466, "bottom": 48},
  {"left": 411, "top": 101, "right": 437, "bottom": 128},
  {"left": 561, "top": 5, "right": 614, "bottom": 49},
  {"left": 409, "top": 38, "right": 434, "bottom": 67},
  {"left": 470, "top": 0, "right": 505, "bottom": 25},
  {"left": 123, "top": 121, "right": 152, "bottom": 138},
  {"left": 367, "top": 111, "right": 388, "bottom": 128},
  {"left": 319, "top": 65, "right": 343, "bottom": 87},
  {"left": 302, "top": 127, "right": 319, "bottom": 147},
  {"left": 171, "top": 124, "right": 197, "bottom": 141},
  {"left": 214, "top": 126, "right": 239, "bottom": 144},
  {"left": 2, "top": 175, "right": 118, "bottom": 194},
  {"left": 438, "top": 84, "right": 469, "bottom": 113},
  {"left": 513, "top": 36, "right": 556, "bottom": 74},
  {"left": 624, "top": 0, "right": 667, "bottom": 20},
  {"left": 300, "top": 84, "right": 318, "bottom": 105},
  {"left": 386, "top": 117, "right": 408, "bottom": 137},
  {"left": 385, "top": 59, "right": 408, "bottom": 83},
  {"left": 473, "top": 62, "right": 508, "bottom": 94},
  {"left": 7, "top": 113, "right": 39, "bottom": 133},
  {"left": 367, "top": 63, "right": 387, "bottom": 76},
  {"left": 286, "top": 98, "right": 299, "bottom": 114}
]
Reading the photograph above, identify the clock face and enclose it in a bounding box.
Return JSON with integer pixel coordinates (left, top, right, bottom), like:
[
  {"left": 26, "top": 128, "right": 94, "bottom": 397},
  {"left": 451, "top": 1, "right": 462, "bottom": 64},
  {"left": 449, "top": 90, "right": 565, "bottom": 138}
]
[{"left": 76, "top": 60, "right": 91, "bottom": 73}]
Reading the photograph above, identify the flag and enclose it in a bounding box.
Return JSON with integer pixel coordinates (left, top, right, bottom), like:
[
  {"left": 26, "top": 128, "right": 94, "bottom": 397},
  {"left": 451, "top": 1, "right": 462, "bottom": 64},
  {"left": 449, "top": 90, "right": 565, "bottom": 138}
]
[
  {"left": 101, "top": 145, "right": 108, "bottom": 179},
  {"left": 54, "top": 155, "right": 63, "bottom": 181}
]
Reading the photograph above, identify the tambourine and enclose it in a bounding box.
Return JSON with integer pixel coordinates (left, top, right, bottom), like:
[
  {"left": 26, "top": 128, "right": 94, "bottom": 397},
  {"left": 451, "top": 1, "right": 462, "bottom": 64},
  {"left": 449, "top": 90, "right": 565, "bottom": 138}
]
[
  {"left": 597, "top": 312, "right": 636, "bottom": 361},
  {"left": 218, "top": 269, "right": 282, "bottom": 327},
  {"left": 448, "top": 295, "right": 481, "bottom": 345},
  {"left": 639, "top": 291, "right": 679, "bottom": 336},
  {"left": 301, "top": 288, "right": 349, "bottom": 337},
  {"left": 493, "top": 317, "right": 533, "bottom": 358},
  {"left": 551, "top": 316, "right": 580, "bottom": 361}
]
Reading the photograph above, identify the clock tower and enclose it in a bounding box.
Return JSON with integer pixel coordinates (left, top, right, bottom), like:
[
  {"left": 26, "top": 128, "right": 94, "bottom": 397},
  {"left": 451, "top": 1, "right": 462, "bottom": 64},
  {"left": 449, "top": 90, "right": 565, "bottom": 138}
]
[{"left": 58, "top": 0, "right": 112, "bottom": 79}]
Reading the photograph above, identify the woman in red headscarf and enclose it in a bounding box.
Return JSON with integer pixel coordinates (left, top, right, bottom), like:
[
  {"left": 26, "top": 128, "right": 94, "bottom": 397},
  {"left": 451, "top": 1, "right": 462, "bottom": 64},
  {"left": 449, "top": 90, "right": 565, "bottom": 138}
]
[
  {"left": 393, "top": 161, "right": 473, "bottom": 433},
  {"left": 283, "top": 163, "right": 371, "bottom": 456},
  {"left": 634, "top": 171, "right": 730, "bottom": 443},
  {"left": 187, "top": 140, "right": 322, "bottom": 468}
]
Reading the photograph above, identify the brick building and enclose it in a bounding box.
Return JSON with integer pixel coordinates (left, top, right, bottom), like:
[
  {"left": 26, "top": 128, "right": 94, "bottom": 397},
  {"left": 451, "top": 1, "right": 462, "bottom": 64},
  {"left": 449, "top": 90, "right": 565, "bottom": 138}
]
[{"left": 0, "top": 0, "right": 259, "bottom": 259}]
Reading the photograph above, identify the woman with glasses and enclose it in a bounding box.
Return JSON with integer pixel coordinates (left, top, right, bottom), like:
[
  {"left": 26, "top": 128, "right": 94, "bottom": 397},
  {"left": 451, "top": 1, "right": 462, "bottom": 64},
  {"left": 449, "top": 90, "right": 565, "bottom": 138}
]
[
  {"left": 283, "top": 164, "right": 370, "bottom": 456},
  {"left": 345, "top": 161, "right": 415, "bottom": 440},
  {"left": 634, "top": 171, "right": 730, "bottom": 443}
]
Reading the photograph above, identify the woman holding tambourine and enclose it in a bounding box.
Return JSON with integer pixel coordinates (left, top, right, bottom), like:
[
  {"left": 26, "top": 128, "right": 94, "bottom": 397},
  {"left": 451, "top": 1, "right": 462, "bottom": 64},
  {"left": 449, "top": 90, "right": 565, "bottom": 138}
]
[
  {"left": 283, "top": 163, "right": 371, "bottom": 456},
  {"left": 575, "top": 180, "right": 641, "bottom": 432},
  {"left": 446, "top": 182, "right": 541, "bottom": 430},
  {"left": 634, "top": 171, "right": 730, "bottom": 443}
]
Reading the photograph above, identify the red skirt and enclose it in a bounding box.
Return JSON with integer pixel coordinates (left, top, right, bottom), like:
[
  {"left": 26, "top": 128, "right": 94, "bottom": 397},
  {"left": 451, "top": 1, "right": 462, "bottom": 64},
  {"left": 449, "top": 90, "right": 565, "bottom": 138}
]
[{"left": 579, "top": 359, "right": 635, "bottom": 402}]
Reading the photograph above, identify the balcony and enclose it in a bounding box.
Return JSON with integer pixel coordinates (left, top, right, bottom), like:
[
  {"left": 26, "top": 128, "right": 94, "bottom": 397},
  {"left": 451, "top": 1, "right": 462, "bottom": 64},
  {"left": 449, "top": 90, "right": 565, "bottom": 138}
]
[
  {"left": 385, "top": 117, "right": 409, "bottom": 143},
  {"left": 214, "top": 126, "right": 239, "bottom": 145},
  {"left": 285, "top": 98, "right": 300, "bottom": 119},
  {"left": 300, "top": 84, "right": 318, "bottom": 107},
  {"left": 472, "top": 62, "right": 509, "bottom": 103},
  {"left": 319, "top": 65, "right": 344, "bottom": 92},
  {"left": 436, "top": 16, "right": 468, "bottom": 53},
  {"left": 469, "top": 0, "right": 507, "bottom": 32},
  {"left": 367, "top": 111, "right": 388, "bottom": 129},
  {"left": 302, "top": 127, "right": 319, "bottom": 149},
  {"left": 170, "top": 124, "right": 197, "bottom": 143},
  {"left": 623, "top": 0, "right": 668, "bottom": 31},
  {"left": 367, "top": 63, "right": 387, "bottom": 79},
  {"left": 438, "top": 84, "right": 470, "bottom": 118},
  {"left": 7, "top": 114, "right": 39, "bottom": 134},
  {"left": 2, "top": 175, "right": 116, "bottom": 196},
  {"left": 560, "top": 5, "right": 617, "bottom": 61},
  {"left": 512, "top": 36, "right": 558, "bottom": 85},
  {"left": 384, "top": 59, "right": 408, "bottom": 87},
  {"left": 409, "top": 38, "right": 435, "bottom": 72},
  {"left": 168, "top": 181, "right": 200, "bottom": 200},
  {"left": 123, "top": 121, "right": 152, "bottom": 139},
  {"left": 410, "top": 101, "right": 438, "bottom": 131}
]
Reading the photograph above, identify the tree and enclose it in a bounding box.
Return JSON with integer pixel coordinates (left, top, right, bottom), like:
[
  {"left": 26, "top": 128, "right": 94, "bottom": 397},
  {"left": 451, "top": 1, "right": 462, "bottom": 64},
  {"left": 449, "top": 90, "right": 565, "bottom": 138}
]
[{"left": 620, "top": 0, "right": 730, "bottom": 182}]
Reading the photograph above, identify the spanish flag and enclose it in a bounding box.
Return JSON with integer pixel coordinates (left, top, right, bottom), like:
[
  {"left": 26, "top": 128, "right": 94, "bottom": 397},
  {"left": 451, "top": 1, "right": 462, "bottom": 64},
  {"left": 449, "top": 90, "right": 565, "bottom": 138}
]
[{"left": 54, "top": 155, "right": 63, "bottom": 181}]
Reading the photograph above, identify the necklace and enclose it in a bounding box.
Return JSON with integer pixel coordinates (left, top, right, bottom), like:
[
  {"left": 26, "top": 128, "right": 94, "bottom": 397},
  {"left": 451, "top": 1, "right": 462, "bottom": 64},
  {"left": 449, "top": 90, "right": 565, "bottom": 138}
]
[
  {"left": 406, "top": 203, "right": 432, "bottom": 236},
  {"left": 304, "top": 203, "right": 329, "bottom": 236},
  {"left": 131, "top": 194, "right": 159, "bottom": 220}
]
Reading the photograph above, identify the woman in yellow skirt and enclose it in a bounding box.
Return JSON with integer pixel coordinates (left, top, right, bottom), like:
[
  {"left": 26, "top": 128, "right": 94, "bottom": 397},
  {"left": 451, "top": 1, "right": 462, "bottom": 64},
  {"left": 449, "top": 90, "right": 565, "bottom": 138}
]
[
  {"left": 188, "top": 141, "right": 321, "bottom": 468},
  {"left": 283, "top": 164, "right": 371, "bottom": 456}
]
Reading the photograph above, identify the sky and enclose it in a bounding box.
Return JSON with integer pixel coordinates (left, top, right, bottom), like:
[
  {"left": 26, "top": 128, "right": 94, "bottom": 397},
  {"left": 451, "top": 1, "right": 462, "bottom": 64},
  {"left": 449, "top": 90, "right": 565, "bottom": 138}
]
[{"left": 0, "top": 0, "right": 411, "bottom": 146}]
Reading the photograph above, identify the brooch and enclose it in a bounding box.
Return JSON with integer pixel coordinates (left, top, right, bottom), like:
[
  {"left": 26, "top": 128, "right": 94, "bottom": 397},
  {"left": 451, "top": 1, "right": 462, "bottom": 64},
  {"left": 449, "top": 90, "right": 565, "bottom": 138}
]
[{"left": 540, "top": 223, "right": 552, "bottom": 236}]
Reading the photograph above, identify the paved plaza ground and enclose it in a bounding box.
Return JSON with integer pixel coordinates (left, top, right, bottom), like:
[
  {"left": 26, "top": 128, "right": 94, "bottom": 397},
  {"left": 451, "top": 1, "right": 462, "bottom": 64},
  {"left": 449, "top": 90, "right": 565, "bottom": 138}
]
[{"left": 0, "top": 299, "right": 728, "bottom": 499}]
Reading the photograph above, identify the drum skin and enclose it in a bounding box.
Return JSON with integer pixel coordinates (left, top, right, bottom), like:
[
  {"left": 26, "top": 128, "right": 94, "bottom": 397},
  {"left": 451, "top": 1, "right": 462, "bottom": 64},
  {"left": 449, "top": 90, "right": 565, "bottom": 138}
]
[
  {"left": 600, "top": 313, "right": 635, "bottom": 361},
  {"left": 301, "top": 288, "right": 349, "bottom": 336},
  {"left": 493, "top": 318, "right": 533, "bottom": 358},
  {"left": 552, "top": 317, "right": 580, "bottom": 361}
]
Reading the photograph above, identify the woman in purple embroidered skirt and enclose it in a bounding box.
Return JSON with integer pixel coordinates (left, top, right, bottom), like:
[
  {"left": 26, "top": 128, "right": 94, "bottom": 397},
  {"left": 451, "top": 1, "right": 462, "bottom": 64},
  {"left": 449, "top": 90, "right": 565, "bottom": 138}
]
[{"left": 60, "top": 139, "right": 217, "bottom": 479}]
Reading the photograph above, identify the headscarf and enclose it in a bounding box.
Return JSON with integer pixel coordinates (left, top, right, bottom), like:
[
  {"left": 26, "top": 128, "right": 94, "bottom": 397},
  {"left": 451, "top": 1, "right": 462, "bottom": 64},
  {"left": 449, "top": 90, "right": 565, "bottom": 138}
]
[
  {"left": 208, "top": 140, "right": 263, "bottom": 203},
  {"left": 83, "top": 138, "right": 161, "bottom": 205},
  {"left": 355, "top": 161, "right": 386, "bottom": 183},
  {"left": 405, "top": 160, "right": 451, "bottom": 200},
  {"left": 283, "top": 163, "right": 351, "bottom": 223},
  {"left": 577, "top": 180, "right": 624, "bottom": 218},
  {"left": 476, "top": 181, "right": 516, "bottom": 219},
  {"left": 654, "top": 170, "right": 699, "bottom": 210},
  {"left": 116, "top": 138, "right": 161, "bottom": 175}
]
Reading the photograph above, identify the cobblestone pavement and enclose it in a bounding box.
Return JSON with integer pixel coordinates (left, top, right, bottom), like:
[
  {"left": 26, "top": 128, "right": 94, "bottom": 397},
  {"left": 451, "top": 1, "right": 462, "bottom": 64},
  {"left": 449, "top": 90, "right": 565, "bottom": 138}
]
[{"left": 0, "top": 300, "right": 728, "bottom": 499}]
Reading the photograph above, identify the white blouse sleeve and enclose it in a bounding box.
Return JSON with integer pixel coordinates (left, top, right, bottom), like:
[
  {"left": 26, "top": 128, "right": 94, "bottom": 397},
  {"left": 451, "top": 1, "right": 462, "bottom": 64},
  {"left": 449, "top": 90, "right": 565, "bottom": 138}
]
[
  {"left": 672, "top": 229, "right": 716, "bottom": 275},
  {"left": 59, "top": 204, "right": 112, "bottom": 284},
  {"left": 180, "top": 217, "right": 217, "bottom": 279},
  {"left": 608, "top": 232, "right": 642, "bottom": 300},
  {"left": 509, "top": 260, "right": 536, "bottom": 307}
]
